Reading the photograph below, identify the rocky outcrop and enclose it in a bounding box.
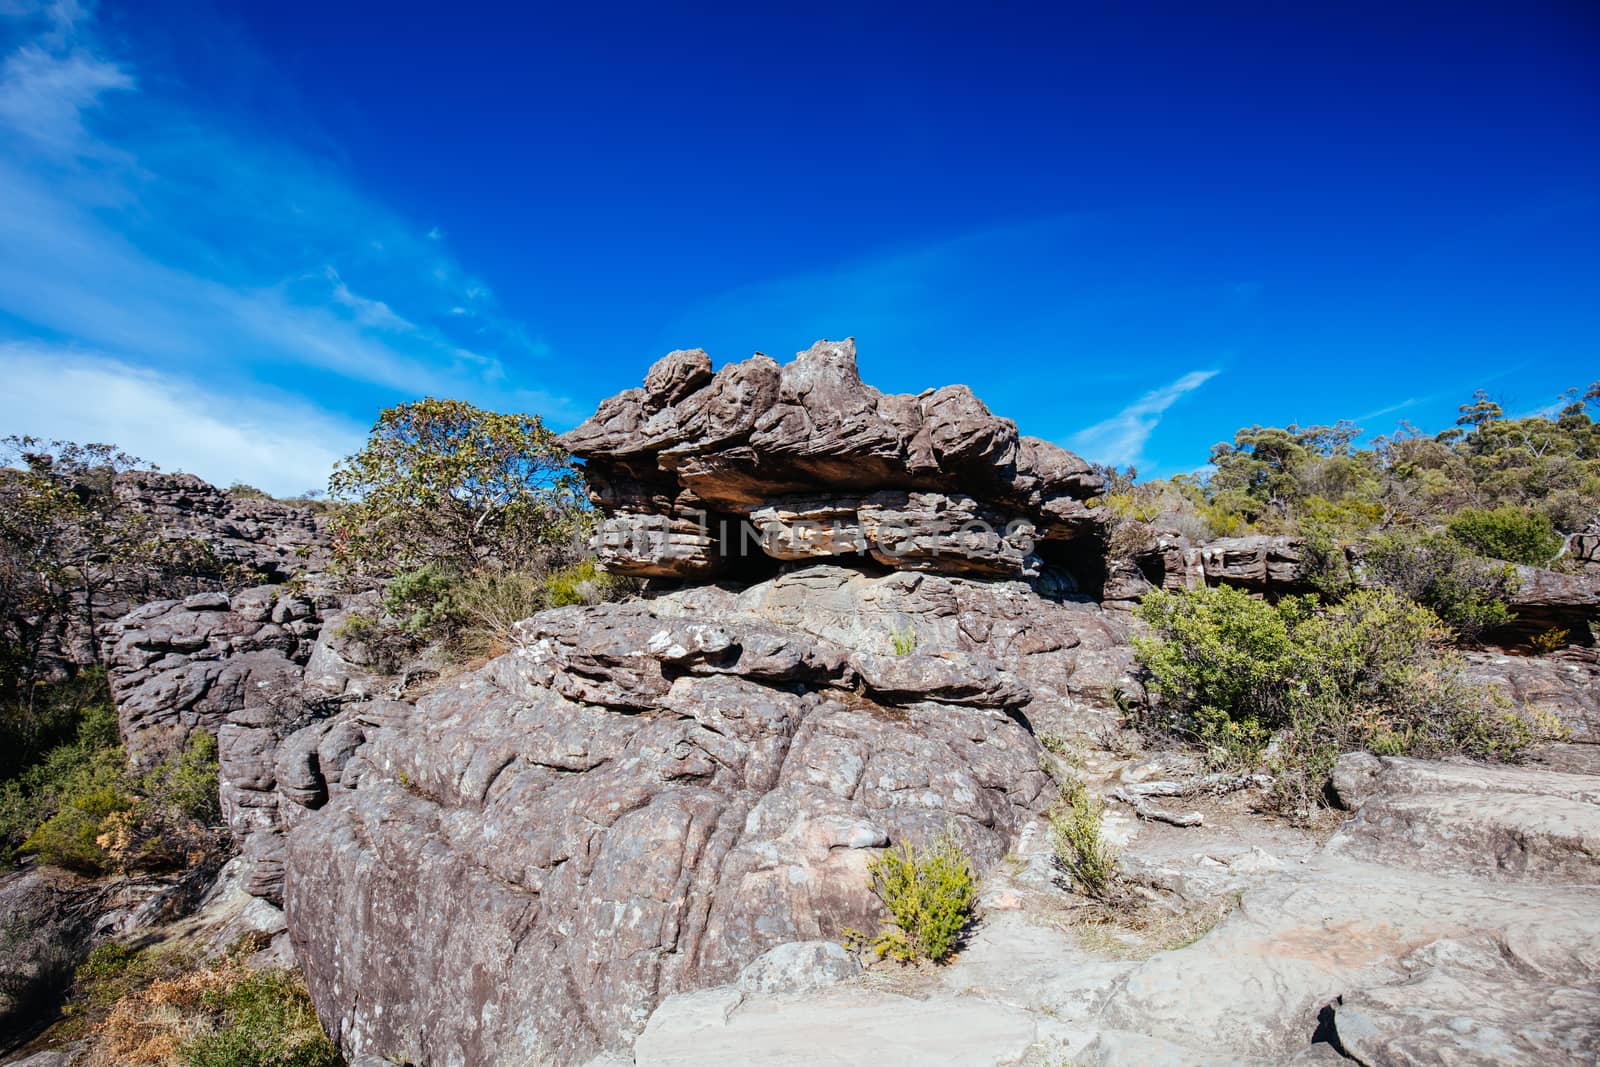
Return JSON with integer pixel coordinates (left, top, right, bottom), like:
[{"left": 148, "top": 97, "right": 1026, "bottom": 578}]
[
  {"left": 275, "top": 563, "right": 1136, "bottom": 1064},
  {"left": 559, "top": 340, "right": 1107, "bottom": 586},
  {"left": 115, "top": 471, "right": 332, "bottom": 581},
  {"left": 100, "top": 585, "right": 385, "bottom": 903},
  {"left": 1089, "top": 754, "right": 1600, "bottom": 1063},
  {"left": 102, "top": 587, "right": 325, "bottom": 771}
]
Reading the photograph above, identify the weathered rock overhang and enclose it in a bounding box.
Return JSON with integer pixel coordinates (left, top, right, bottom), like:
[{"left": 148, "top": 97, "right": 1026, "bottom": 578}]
[{"left": 558, "top": 339, "right": 1110, "bottom": 592}]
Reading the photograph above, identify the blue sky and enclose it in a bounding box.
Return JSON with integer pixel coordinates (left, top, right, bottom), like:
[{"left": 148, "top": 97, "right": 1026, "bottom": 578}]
[{"left": 0, "top": 1, "right": 1595, "bottom": 495}]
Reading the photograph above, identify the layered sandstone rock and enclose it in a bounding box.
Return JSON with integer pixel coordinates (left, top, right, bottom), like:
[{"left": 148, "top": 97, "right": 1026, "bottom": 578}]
[
  {"left": 115, "top": 471, "right": 332, "bottom": 581},
  {"left": 101, "top": 585, "right": 381, "bottom": 902},
  {"left": 558, "top": 339, "right": 1107, "bottom": 585},
  {"left": 277, "top": 564, "right": 1134, "bottom": 1064}
]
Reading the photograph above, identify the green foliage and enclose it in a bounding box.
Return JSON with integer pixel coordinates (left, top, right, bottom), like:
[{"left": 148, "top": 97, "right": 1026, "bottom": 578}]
[
  {"left": 538, "top": 558, "right": 620, "bottom": 609},
  {"left": 1, "top": 673, "right": 224, "bottom": 874},
  {"left": 853, "top": 827, "right": 977, "bottom": 963},
  {"left": 328, "top": 397, "right": 588, "bottom": 576},
  {"left": 1, "top": 691, "right": 126, "bottom": 871},
  {"left": 1132, "top": 584, "right": 1304, "bottom": 759},
  {"left": 20, "top": 776, "right": 130, "bottom": 873},
  {"left": 101, "top": 730, "right": 227, "bottom": 871},
  {"left": 453, "top": 560, "right": 625, "bottom": 657},
  {"left": 1362, "top": 529, "right": 1518, "bottom": 639},
  {"left": 0, "top": 668, "right": 115, "bottom": 784},
  {"left": 0, "top": 439, "right": 242, "bottom": 706},
  {"left": 1446, "top": 505, "right": 1563, "bottom": 565},
  {"left": 1134, "top": 585, "right": 1558, "bottom": 818},
  {"left": 1121, "top": 382, "right": 1598, "bottom": 564},
  {"left": 340, "top": 558, "right": 631, "bottom": 666},
  {"left": 890, "top": 624, "right": 918, "bottom": 656},
  {"left": 1050, "top": 780, "right": 1118, "bottom": 899},
  {"left": 1530, "top": 627, "right": 1570, "bottom": 655},
  {"left": 381, "top": 564, "right": 462, "bottom": 635},
  {"left": 181, "top": 967, "right": 342, "bottom": 1067},
  {"left": 1038, "top": 733, "right": 1072, "bottom": 757}
]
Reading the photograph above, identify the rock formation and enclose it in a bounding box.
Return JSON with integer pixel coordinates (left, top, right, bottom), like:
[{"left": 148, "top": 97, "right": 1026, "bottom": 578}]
[
  {"left": 278, "top": 566, "right": 1125, "bottom": 1064},
  {"left": 559, "top": 340, "right": 1107, "bottom": 589},
  {"left": 68, "top": 346, "right": 1600, "bottom": 1066},
  {"left": 115, "top": 472, "right": 332, "bottom": 581}
]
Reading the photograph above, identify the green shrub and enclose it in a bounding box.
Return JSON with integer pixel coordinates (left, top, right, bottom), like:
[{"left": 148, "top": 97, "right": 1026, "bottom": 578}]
[
  {"left": 1131, "top": 584, "right": 1306, "bottom": 760},
  {"left": 539, "top": 558, "right": 620, "bottom": 608},
  {"left": 1361, "top": 529, "right": 1518, "bottom": 640},
  {"left": 141, "top": 729, "right": 222, "bottom": 825},
  {"left": 3, "top": 699, "right": 127, "bottom": 871},
  {"left": 381, "top": 564, "right": 461, "bottom": 636},
  {"left": 21, "top": 774, "right": 129, "bottom": 873},
  {"left": 1050, "top": 780, "right": 1118, "bottom": 899},
  {"left": 101, "top": 730, "right": 227, "bottom": 872},
  {"left": 851, "top": 827, "right": 976, "bottom": 963},
  {"left": 0, "top": 669, "right": 115, "bottom": 784},
  {"left": 1446, "top": 505, "right": 1563, "bottom": 566},
  {"left": 182, "top": 967, "right": 342, "bottom": 1067},
  {"left": 354, "top": 559, "right": 630, "bottom": 663},
  {"left": 2, "top": 685, "right": 224, "bottom": 874},
  {"left": 890, "top": 624, "right": 918, "bottom": 656},
  {"left": 1134, "top": 585, "right": 1558, "bottom": 818}
]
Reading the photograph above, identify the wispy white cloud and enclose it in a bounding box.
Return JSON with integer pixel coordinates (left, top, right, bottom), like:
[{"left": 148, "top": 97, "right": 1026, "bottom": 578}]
[
  {"left": 0, "top": 341, "right": 364, "bottom": 496},
  {"left": 1351, "top": 396, "right": 1422, "bottom": 425},
  {"left": 0, "top": 0, "right": 581, "bottom": 448},
  {"left": 0, "top": 41, "right": 130, "bottom": 154},
  {"left": 1068, "top": 368, "right": 1220, "bottom": 469}
]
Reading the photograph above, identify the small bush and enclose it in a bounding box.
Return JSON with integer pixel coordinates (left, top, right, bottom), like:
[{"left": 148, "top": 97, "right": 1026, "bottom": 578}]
[
  {"left": 1361, "top": 529, "right": 1518, "bottom": 640},
  {"left": 1050, "top": 780, "right": 1118, "bottom": 900},
  {"left": 889, "top": 624, "right": 918, "bottom": 656},
  {"left": 455, "top": 560, "right": 624, "bottom": 657},
  {"left": 1134, "top": 585, "right": 1559, "bottom": 818},
  {"left": 5, "top": 699, "right": 129, "bottom": 872},
  {"left": 82, "top": 957, "right": 339, "bottom": 1067},
  {"left": 21, "top": 781, "right": 129, "bottom": 873},
  {"left": 1447, "top": 505, "right": 1563, "bottom": 566},
  {"left": 851, "top": 827, "right": 976, "bottom": 963},
  {"left": 347, "top": 560, "right": 631, "bottom": 665},
  {"left": 100, "top": 731, "right": 227, "bottom": 873},
  {"left": 1530, "top": 627, "right": 1570, "bottom": 655},
  {"left": 2, "top": 688, "right": 224, "bottom": 874}
]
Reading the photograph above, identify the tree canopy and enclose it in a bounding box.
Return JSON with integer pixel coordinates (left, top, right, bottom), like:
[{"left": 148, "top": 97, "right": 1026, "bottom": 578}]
[{"left": 327, "top": 398, "right": 589, "bottom": 575}]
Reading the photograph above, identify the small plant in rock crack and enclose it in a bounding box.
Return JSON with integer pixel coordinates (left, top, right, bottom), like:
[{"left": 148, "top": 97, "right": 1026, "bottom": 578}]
[
  {"left": 1038, "top": 733, "right": 1072, "bottom": 757},
  {"left": 889, "top": 624, "right": 919, "bottom": 656},
  {"left": 1050, "top": 779, "right": 1119, "bottom": 901},
  {"left": 844, "top": 826, "right": 976, "bottom": 964}
]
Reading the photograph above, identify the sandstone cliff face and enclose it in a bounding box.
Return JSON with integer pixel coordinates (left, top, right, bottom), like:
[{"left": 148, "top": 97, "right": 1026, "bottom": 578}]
[{"left": 559, "top": 340, "right": 1107, "bottom": 588}]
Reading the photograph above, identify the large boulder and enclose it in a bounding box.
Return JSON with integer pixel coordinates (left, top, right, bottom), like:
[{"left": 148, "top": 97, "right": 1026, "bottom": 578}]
[
  {"left": 276, "top": 563, "right": 1133, "bottom": 1064},
  {"left": 559, "top": 340, "right": 1106, "bottom": 585}
]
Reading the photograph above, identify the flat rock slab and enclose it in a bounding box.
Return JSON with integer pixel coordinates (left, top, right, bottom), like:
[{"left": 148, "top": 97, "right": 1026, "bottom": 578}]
[
  {"left": 1094, "top": 755, "right": 1600, "bottom": 1063},
  {"left": 634, "top": 987, "right": 1037, "bottom": 1067}
]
